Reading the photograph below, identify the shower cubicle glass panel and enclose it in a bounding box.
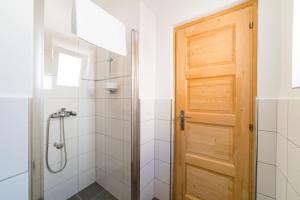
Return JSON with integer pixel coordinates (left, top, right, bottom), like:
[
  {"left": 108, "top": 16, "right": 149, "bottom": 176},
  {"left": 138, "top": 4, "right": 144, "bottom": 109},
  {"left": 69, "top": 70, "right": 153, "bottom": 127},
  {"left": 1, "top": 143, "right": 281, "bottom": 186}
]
[{"left": 31, "top": 27, "right": 139, "bottom": 200}]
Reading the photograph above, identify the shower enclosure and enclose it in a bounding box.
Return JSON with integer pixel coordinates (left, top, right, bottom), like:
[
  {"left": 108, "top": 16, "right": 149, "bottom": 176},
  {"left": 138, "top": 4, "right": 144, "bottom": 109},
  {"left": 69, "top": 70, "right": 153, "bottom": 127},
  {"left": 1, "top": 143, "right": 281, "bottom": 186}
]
[{"left": 31, "top": 16, "right": 140, "bottom": 200}]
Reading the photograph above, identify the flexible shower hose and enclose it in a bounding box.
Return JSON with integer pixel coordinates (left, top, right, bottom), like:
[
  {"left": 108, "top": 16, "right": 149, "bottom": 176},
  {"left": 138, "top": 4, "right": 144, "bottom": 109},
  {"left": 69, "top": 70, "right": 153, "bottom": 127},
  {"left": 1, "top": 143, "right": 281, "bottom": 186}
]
[{"left": 45, "top": 115, "right": 67, "bottom": 173}]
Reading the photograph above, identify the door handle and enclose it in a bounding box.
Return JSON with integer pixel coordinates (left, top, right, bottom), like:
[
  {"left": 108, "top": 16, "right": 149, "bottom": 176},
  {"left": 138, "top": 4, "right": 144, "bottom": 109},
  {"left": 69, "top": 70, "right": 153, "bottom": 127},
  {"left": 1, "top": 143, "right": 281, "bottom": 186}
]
[{"left": 180, "top": 110, "right": 191, "bottom": 130}]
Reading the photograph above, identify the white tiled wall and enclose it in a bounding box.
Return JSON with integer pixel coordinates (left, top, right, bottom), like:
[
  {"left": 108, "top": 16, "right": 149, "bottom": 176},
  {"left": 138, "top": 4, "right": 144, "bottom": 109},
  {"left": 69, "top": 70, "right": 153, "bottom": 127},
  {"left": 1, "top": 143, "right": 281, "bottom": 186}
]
[
  {"left": 257, "top": 99, "right": 300, "bottom": 200},
  {"left": 140, "top": 98, "right": 172, "bottom": 200},
  {"left": 43, "top": 31, "right": 97, "bottom": 200},
  {"left": 95, "top": 44, "right": 132, "bottom": 200},
  {"left": 257, "top": 99, "right": 277, "bottom": 199},
  {"left": 140, "top": 99, "right": 155, "bottom": 200},
  {"left": 0, "top": 98, "right": 29, "bottom": 199},
  {"left": 154, "top": 99, "right": 172, "bottom": 200}
]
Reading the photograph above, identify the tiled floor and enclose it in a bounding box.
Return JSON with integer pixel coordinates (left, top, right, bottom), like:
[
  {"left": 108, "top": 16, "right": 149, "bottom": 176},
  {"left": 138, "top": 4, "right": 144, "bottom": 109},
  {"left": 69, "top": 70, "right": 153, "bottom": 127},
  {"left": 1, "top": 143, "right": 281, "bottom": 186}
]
[{"left": 68, "top": 183, "right": 117, "bottom": 200}]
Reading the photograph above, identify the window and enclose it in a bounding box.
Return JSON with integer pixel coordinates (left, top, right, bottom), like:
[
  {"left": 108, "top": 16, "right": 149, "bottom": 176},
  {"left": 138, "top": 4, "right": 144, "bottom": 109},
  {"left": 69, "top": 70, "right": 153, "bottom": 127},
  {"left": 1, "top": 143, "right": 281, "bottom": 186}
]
[
  {"left": 293, "top": 0, "right": 300, "bottom": 88},
  {"left": 56, "top": 52, "right": 82, "bottom": 87}
]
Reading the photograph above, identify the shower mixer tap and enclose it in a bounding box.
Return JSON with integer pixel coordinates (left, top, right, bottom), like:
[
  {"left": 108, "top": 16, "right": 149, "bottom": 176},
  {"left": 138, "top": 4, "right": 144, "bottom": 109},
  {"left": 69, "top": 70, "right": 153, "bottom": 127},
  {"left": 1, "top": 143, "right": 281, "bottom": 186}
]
[
  {"left": 50, "top": 108, "right": 77, "bottom": 118},
  {"left": 46, "top": 107, "right": 77, "bottom": 174}
]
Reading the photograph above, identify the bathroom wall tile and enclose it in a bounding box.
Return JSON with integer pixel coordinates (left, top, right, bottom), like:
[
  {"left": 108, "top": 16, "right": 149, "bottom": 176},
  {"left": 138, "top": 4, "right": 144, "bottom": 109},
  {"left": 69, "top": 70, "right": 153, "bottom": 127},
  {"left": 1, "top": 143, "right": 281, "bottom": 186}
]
[
  {"left": 109, "top": 56, "right": 125, "bottom": 78},
  {"left": 155, "top": 140, "right": 171, "bottom": 163},
  {"left": 140, "top": 160, "right": 155, "bottom": 189},
  {"left": 276, "top": 169, "right": 287, "bottom": 200},
  {"left": 109, "top": 99, "right": 123, "bottom": 119},
  {"left": 277, "top": 134, "right": 287, "bottom": 176},
  {"left": 123, "top": 165, "right": 131, "bottom": 186},
  {"left": 141, "top": 120, "right": 155, "bottom": 144},
  {"left": 106, "top": 156, "right": 124, "bottom": 182},
  {"left": 96, "top": 168, "right": 107, "bottom": 189},
  {"left": 44, "top": 176, "right": 78, "bottom": 200},
  {"left": 155, "top": 120, "right": 171, "bottom": 142},
  {"left": 141, "top": 180, "right": 154, "bottom": 200},
  {"left": 78, "top": 168, "right": 96, "bottom": 191},
  {"left": 155, "top": 160, "right": 170, "bottom": 184},
  {"left": 123, "top": 98, "right": 132, "bottom": 121},
  {"left": 97, "top": 47, "right": 110, "bottom": 63},
  {"left": 44, "top": 117, "right": 78, "bottom": 143},
  {"left": 95, "top": 133, "right": 106, "bottom": 153},
  {"left": 96, "top": 116, "right": 106, "bottom": 134},
  {"left": 96, "top": 149, "right": 106, "bottom": 170},
  {"left": 122, "top": 184, "right": 131, "bottom": 200},
  {"left": 256, "top": 194, "right": 274, "bottom": 200},
  {"left": 78, "top": 134, "right": 95, "bottom": 154},
  {"left": 95, "top": 81, "right": 107, "bottom": 99},
  {"left": 123, "top": 76, "right": 132, "bottom": 99},
  {"left": 96, "top": 61, "right": 109, "bottom": 80},
  {"left": 109, "top": 118, "right": 124, "bottom": 140},
  {"left": 95, "top": 99, "right": 106, "bottom": 117},
  {"left": 287, "top": 141, "right": 300, "bottom": 195},
  {"left": 105, "top": 175, "right": 124, "bottom": 199},
  {"left": 124, "top": 142, "right": 131, "bottom": 166},
  {"left": 44, "top": 158, "right": 78, "bottom": 191},
  {"left": 288, "top": 100, "right": 300, "bottom": 146},
  {"left": 140, "top": 99, "right": 155, "bottom": 122},
  {"left": 154, "top": 179, "right": 170, "bottom": 200},
  {"left": 257, "top": 162, "right": 276, "bottom": 198},
  {"left": 287, "top": 183, "right": 300, "bottom": 200},
  {"left": 0, "top": 173, "right": 28, "bottom": 200},
  {"left": 141, "top": 140, "right": 155, "bottom": 168},
  {"left": 123, "top": 120, "right": 132, "bottom": 142},
  {"left": 0, "top": 98, "right": 29, "bottom": 181},
  {"left": 79, "top": 80, "right": 95, "bottom": 99},
  {"left": 258, "top": 99, "right": 277, "bottom": 132},
  {"left": 155, "top": 99, "right": 172, "bottom": 121},
  {"left": 78, "top": 99, "right": 95, "bottom": 117},
  {"left": 106, "top": 138, "right": 123, "bottom": 161},
  {"left": 78, "top": 151, "right": 95, "bottom": 173},
  {"left": 257, "top": 131, "right": 277, "bottom": 165},
  {"left": 78, "top": 116, "right": 95, "bottom": 136},
  {"left": 46, "top": 137, "right": 78, "bottom": 166},
  {"left": 277, "top": 100, "right": 288, "bottom": 137}
]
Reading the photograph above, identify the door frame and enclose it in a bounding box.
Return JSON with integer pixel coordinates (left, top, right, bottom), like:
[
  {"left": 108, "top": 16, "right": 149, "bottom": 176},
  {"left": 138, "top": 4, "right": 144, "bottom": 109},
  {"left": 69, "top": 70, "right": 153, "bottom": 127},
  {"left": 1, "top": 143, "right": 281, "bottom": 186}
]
[{"left": 172, "top": 1, "right": 258, "bottom": 199}]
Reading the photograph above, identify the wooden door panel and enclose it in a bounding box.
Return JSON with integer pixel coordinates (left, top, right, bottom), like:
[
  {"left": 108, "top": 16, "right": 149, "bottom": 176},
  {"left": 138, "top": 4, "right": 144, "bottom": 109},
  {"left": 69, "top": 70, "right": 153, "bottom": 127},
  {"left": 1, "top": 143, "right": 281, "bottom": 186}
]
[
  {"left": 186, "top": 165, "right": 234, "bottom": 200},
  {"left": 186, "top": 122, "right": 234, "bottom": 162},
  {"left": 174, "top": 3, "right": 256, "bottom": 200},
  {"left": 187, "top": 76, "right": 235, "bottom": 113},
  {"left": 188, "top": 25, "right": 236, "bottom": 68}
]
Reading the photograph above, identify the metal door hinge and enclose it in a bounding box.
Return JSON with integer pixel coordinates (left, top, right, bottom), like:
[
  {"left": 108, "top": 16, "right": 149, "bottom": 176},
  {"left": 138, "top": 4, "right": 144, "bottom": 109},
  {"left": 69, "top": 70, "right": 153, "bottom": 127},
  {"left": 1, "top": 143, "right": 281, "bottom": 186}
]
[
  {"left": 249, "top": 21, "right": 254, "bottom": 29},
  {"left": 249, "top": 124, "right": 254, "bottom": 131}
]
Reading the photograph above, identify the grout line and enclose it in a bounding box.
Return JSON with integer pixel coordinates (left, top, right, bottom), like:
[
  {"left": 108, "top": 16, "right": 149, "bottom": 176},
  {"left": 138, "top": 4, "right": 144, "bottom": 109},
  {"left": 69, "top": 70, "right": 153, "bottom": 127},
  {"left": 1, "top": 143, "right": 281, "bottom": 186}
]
[
  {"left": 257, "top": 161, "right": 276, "bottom": 167},
  {"left": 257, "top": 192, "right": 275, "bottom": 199},
  {"left": 141, "top": 159, "right": 155, "bottom": 169},
  {"left": 154, "top": 138, "right": 171, "bottom": 143},
  {"left": 0, "top": 171, "right": 28, "bottom": 183},
  {"left": 154, "top": 159, "right": 170, "bottom": 165},
  {"left": 141, "top": 138, "right": 155, "bottom": 146},
  {"left": 154, "top": 178, "right": 170, "bottom": 186},
  {"left": 257, "top": 130, "right": 277, "bottom": 134}
]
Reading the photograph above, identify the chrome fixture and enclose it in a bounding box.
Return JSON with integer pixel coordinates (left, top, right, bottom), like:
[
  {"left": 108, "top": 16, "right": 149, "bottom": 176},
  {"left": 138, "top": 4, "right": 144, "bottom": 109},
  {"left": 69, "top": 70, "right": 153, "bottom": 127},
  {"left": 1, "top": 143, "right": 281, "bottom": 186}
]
[{"left": 45, "top": 108, "right": 77, "bottom": 174}]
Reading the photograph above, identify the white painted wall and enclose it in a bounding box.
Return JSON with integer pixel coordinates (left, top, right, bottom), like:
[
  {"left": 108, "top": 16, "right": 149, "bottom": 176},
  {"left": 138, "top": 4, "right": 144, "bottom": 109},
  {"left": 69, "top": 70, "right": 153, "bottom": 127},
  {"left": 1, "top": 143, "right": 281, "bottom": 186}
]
[
  {"left": 139, "top": 2, "right": 157, "bottom": 99},
  {"left": 279, "top": 0, "right": 300, "bottom": 97},
  {"left": 0, "top": 0, "right": 34, "bottom": 97}
]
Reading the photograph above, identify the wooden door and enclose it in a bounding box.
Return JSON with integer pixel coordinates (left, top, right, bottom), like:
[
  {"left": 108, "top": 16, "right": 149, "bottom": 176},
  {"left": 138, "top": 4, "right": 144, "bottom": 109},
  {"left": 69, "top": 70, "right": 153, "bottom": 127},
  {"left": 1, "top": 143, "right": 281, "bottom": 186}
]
[{"left": 174, "top": 2, "right": 256, "bottom": 200}]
